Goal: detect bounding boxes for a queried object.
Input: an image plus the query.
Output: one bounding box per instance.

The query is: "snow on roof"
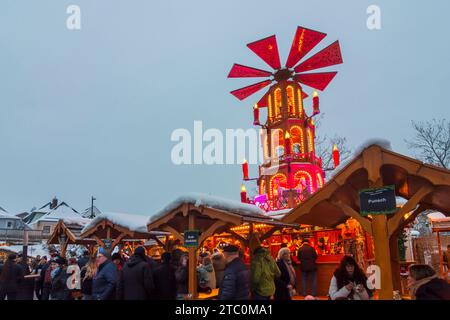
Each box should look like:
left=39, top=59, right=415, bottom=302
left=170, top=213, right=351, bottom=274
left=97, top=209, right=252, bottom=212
left=149, top=192, right=267, bottom=224
left=81, top=212, right=150, bottom=234
left=327, top=138, right=392, bottom=181
left=81, top=206, right=102, bottom=218
left=0, top=209, right=22, bottom=220
left=427, top=211, right=446, bottom=220
left=265, top=208, right=292, bottom=220
left=30, top=203, right=88, bottom=226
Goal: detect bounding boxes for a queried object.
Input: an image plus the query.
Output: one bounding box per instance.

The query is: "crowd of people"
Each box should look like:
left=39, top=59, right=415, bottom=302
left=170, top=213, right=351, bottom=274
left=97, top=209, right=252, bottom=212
left=0, top=240, right=449, bottom=300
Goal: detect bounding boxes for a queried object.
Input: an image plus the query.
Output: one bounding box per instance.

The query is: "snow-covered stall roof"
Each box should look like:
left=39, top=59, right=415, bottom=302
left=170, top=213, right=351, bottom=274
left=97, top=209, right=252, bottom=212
left=82, top=212, right=151, bottom=234
left=149, top=192, right=267, bottom=224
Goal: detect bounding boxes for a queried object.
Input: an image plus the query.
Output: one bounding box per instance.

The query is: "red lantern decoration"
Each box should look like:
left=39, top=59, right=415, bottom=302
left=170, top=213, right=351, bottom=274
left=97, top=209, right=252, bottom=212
left=332, top=144, right=340, bottom=168
left=242, top=159, right=249, bottom=180
left=253, top=104, right=260, bottom=125
left=284, top=131, right=291, bottom=155
left=240, top=184, right=247, bottom=203
left=313, top=91, right=320, bottom=115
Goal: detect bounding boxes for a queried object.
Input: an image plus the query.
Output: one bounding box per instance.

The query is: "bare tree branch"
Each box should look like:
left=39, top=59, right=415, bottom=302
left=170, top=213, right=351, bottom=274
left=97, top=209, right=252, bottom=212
left=405, top=119, right=450, bottom=169
left=314, top=113, right=352, bottom=170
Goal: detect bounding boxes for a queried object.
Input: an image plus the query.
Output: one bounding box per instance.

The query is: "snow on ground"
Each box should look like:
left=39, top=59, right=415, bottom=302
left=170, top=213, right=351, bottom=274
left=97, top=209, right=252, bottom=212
left=6, top=242, right=49, bottom=258
left=81, top=212, right=150, bottom=234
left=149, top=192, right=266, bottom=223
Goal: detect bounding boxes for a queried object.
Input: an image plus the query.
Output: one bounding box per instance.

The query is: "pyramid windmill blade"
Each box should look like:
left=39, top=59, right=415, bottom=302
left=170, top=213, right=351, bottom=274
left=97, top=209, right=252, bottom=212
left=247, top=35, right=281, bottom=70
left=294, top=72, right=338, bottom=91
left=294, top=41, right=343, bottom=73
left=285, top=26, right=327, bottom=68
left=228, top=64, right=272, bottom=78
left=230, top=80, right=272, bottom=100
left=301, top=91, right=309, bottom=99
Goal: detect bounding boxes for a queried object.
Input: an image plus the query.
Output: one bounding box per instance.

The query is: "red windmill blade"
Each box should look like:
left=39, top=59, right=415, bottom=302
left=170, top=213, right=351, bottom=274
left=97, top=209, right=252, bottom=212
left=228, top=26, right=343, bottom=101
left=285, top=26, right=327, bottom=68
left=293, top=41, right=343, bottom=73
left=230, top=80, right=272, bottom=100
left=247, top=35, right=281, bottom=70
left=228, top=64, right=272, bottom=78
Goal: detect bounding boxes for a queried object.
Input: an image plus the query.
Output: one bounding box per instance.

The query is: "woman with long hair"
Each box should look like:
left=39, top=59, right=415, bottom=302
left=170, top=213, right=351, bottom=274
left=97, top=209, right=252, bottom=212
left=0, top=254, right=24, bottom=300
left=274, top=247, right=296, bottom=300
left=328, top=255, right=372, bottom=300
left=81, top=258, right=97, bottom=300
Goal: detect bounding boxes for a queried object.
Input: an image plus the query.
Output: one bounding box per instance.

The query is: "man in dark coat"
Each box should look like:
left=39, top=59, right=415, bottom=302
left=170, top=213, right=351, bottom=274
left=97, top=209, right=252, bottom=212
left=117, top=246, right=154, bottom=300
left=218, top=245, right=250, bottom=300
left=92, top=247, right=118, bottom=300
left=297, top=239, right=318, bottom=296
left=153, top=252, right=177, bottom=300
left=39, top=249, right=59, bottom=300
left=0, top=254, right=24, bottom=300
left=50, top=257, right=71, bottom=300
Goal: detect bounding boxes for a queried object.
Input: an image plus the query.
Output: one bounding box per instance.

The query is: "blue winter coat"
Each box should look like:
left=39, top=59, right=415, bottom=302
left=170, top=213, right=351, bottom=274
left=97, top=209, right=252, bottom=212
left=92, top=261, right=118, bottom=300
left=218, top=257, right=250, bottom=300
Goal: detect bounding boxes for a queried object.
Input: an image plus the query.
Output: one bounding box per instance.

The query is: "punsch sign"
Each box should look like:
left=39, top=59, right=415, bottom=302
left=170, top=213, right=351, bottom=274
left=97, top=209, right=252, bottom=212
left=359, top=185, right=397, bottom=216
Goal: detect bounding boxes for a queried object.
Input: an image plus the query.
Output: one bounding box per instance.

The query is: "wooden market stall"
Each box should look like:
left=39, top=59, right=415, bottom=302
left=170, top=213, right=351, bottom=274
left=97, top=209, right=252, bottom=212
left=147, top=194, right=298, bottom=299
left=429, top=216, right=450, bottom=278
left=47, top=219, right=97, bottom=257
left=283, top=143, right=450, bottom=299
left=79, top=212, right=168, bottom=256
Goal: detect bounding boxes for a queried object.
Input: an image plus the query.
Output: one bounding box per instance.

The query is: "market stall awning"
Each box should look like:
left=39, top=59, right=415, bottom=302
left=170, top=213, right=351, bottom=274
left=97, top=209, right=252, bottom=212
left=80, top=212, right=168, bottom=248
left=283, top=142, right=450, bottom=231
left=47, top=219, right=96, bottom=246
left=147, top=193, right=298, bottom=243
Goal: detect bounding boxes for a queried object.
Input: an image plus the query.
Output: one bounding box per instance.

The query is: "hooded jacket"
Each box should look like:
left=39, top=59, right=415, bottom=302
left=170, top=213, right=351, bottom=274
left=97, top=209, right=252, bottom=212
left=250, top=247, right=281, bottom=297
left=117, top=255, right=154, bottom=300
left=212, top=253, right=226, bottom=288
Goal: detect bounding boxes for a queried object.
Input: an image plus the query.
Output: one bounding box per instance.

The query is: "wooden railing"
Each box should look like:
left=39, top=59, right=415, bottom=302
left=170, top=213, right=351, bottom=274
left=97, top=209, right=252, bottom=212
left=0, top=229, right=45, bottom=243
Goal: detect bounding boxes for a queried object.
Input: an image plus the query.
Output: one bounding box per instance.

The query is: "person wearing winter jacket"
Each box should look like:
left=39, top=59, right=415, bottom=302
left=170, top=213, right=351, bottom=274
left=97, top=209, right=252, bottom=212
left=117, top=246, right=155, bottom=300
left=173, top=249, right=188, bottom=299
left=275, top=247, right=297, bottom=300
left=153, top=252, right=177, bottom=300
left=250, top=246, right=280, bottom=300
left=92, top=248, right=118, bottom=300
left=408, top=264, right=450, bottom=300
left=218, top=244, right=250, bottom=300
left=50, top=257, right=71, bottom=300
left=211, top=251, right=226, bottom=288
left=328, top=255, right=371, bottom=300
left=297, top=239, right=318, bottom=297
left=197, top=256, right=216, bottom=293
left=0, top=254, right=24, bottom=300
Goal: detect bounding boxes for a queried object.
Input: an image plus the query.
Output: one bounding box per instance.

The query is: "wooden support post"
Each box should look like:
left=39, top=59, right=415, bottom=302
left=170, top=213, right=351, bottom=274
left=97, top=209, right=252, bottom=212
left=372, top=215, right=394, bottom=299
left=437, top=231, right=443, bottom=276
left=61, top=243, right=68, bottom=258
left=188, top=214, right=197, bottom=299
left=389, top=236, right=401, bottom=292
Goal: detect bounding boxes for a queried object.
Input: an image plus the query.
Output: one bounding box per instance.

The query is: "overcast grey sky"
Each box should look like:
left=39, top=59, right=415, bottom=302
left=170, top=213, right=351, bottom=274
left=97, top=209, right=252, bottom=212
left=1, top=0, right=449, bottom=215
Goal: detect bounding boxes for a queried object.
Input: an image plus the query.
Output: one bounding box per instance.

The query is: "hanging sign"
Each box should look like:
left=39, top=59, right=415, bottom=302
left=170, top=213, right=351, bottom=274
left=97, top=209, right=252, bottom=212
left=184, top=230, right=200, bottom=247
left=103, top=238, right=113, bottom=250
left=359, top=185, right=397, bottom=216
